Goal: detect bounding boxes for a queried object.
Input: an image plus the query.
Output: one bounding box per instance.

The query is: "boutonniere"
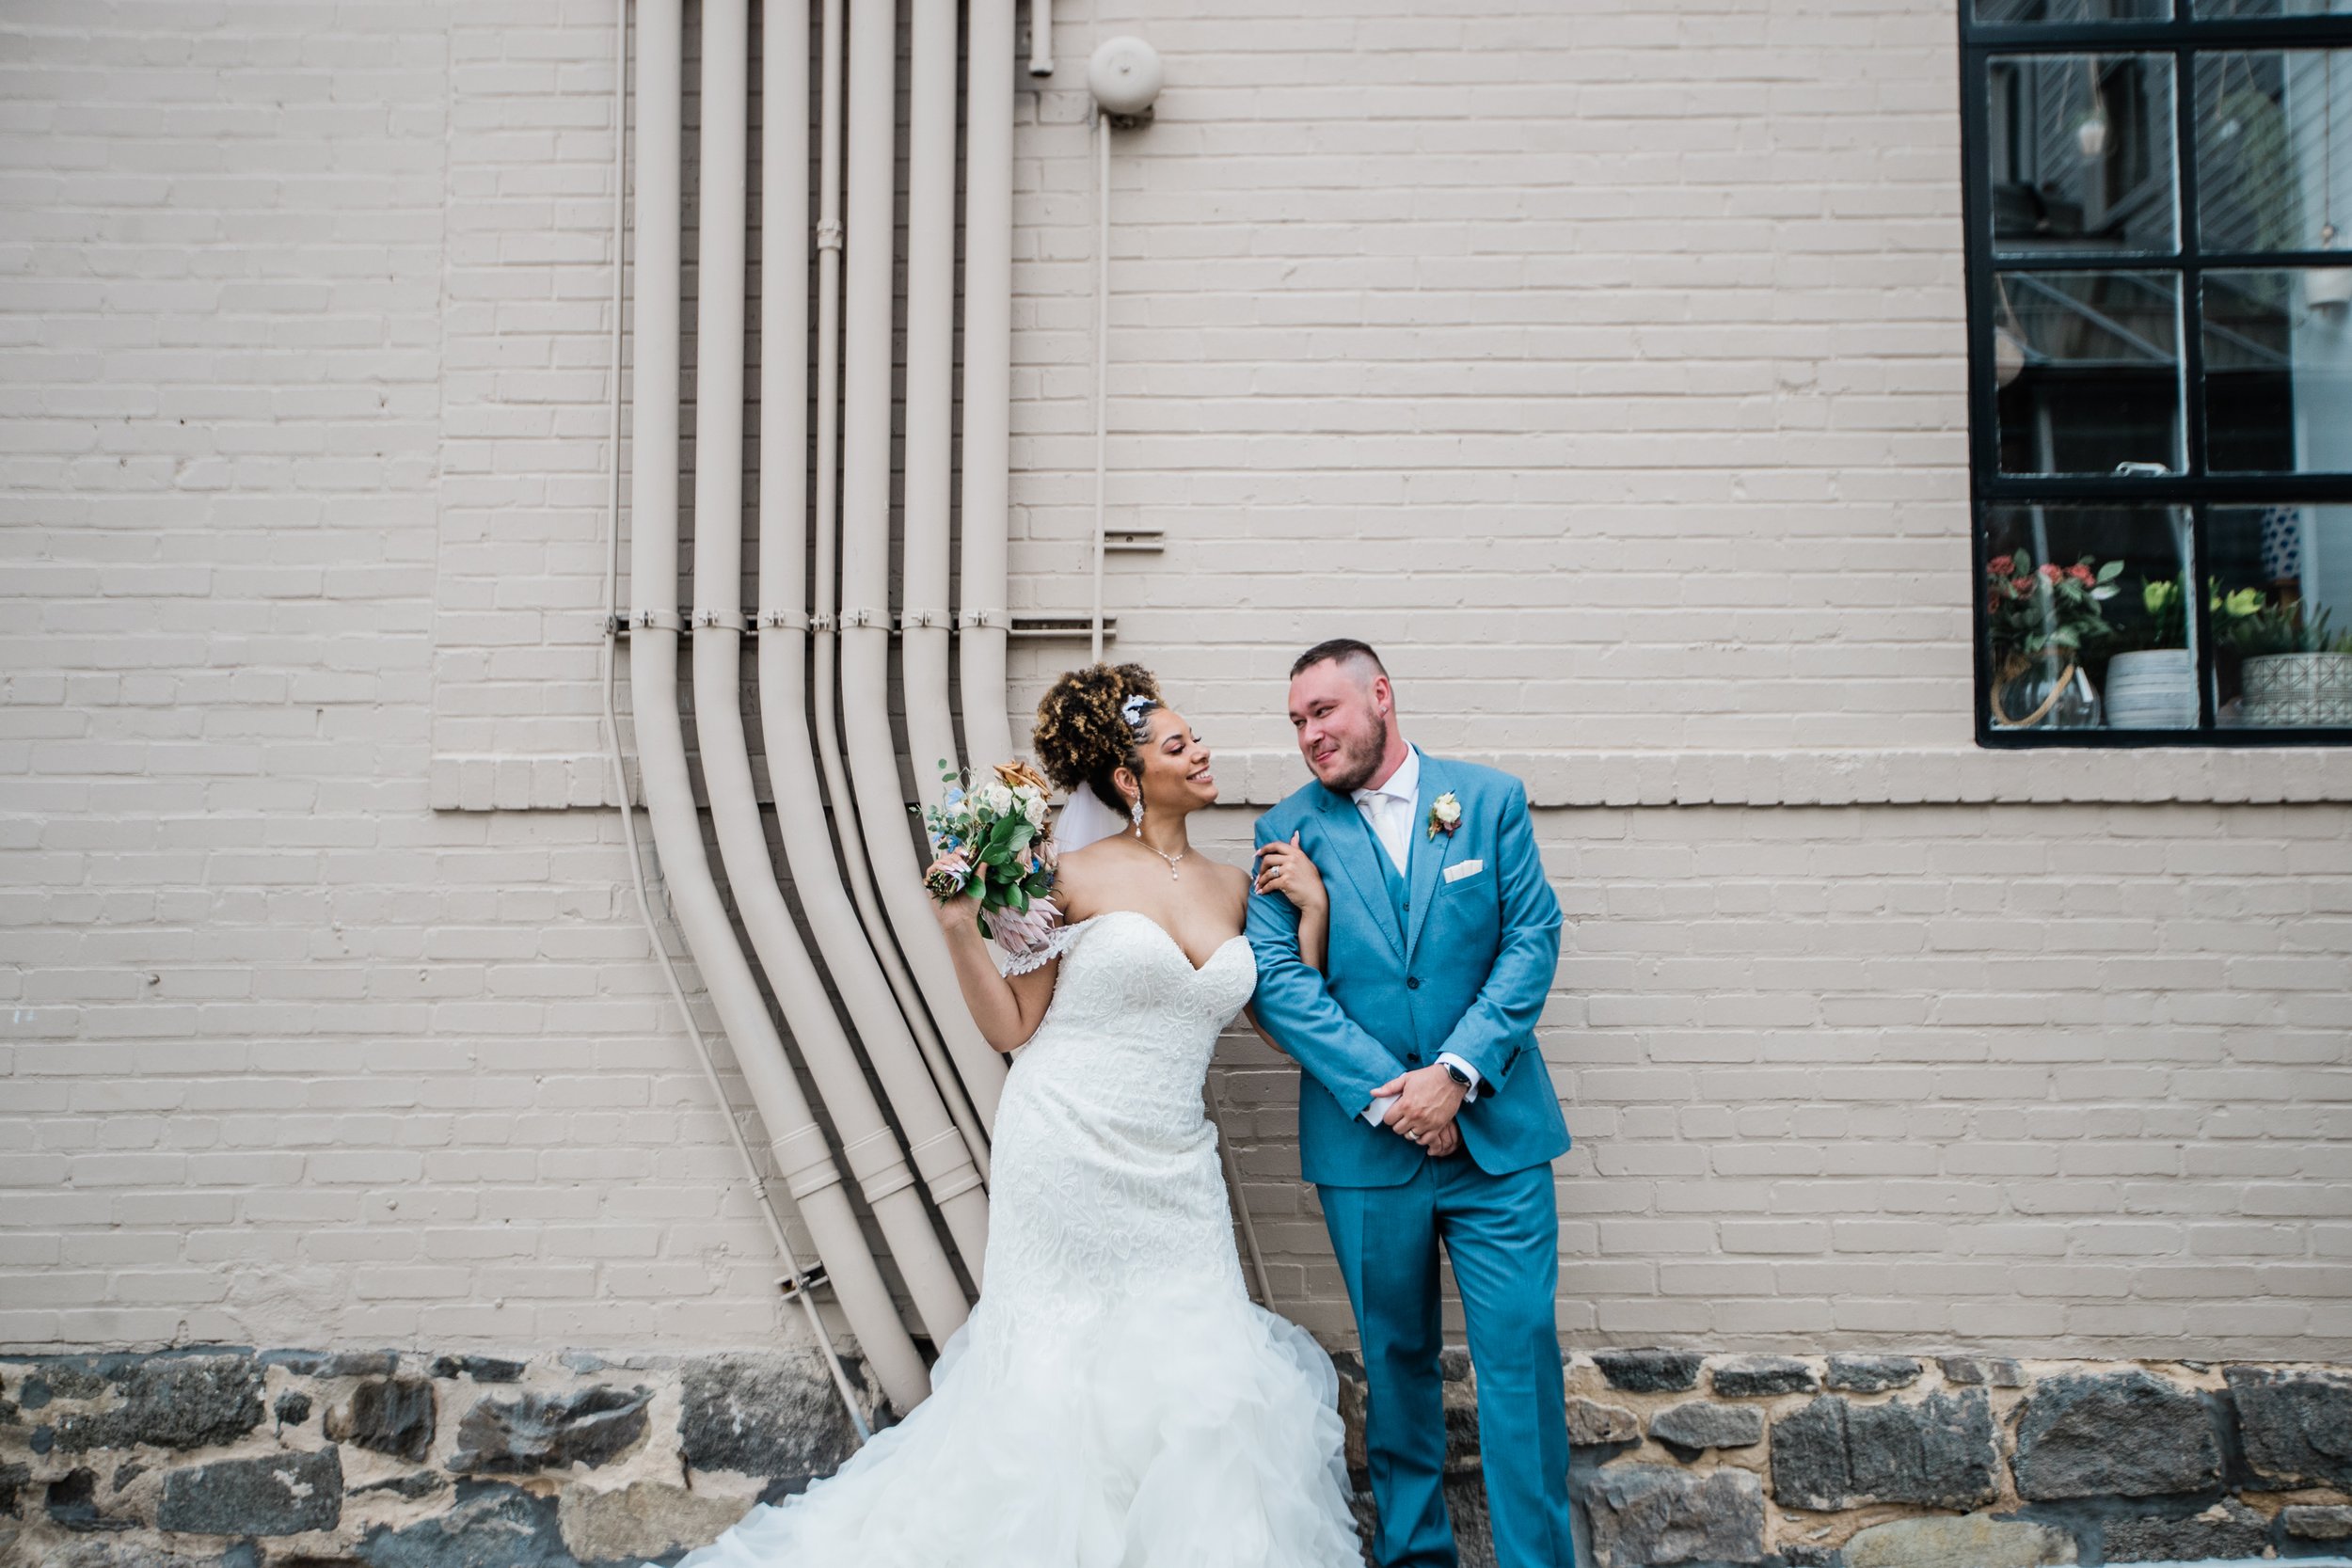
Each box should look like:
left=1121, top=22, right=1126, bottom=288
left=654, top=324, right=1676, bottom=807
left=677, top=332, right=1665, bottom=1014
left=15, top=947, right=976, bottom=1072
left=1426, top=792, right=1461, bottom=841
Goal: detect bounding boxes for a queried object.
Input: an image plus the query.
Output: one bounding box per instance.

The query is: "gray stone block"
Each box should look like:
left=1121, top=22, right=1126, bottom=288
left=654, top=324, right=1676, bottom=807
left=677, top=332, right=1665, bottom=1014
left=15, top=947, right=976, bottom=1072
left=155, top=1445, right=343, bottom=1537
left=326, top=1377, right=435, bottom=1462
left=1825, top=1355, right=1921, bottom=1394
left=1846, top=1391, right=1997, bottom=1509
left=1647, top=1400, right=1765, bottom=1454
left=677, top=1353, right=859, bottom=1489
left=1576, top=1462, right=1765, bottom=1567
left=555, top=1480, right=749, bottom=1562
left=448, top=1386, right=648, bottom=1476
left=428, top=1356, right=525, bottom=1385
left=2284, top=1504, right=2352, bottom=1541
left=1594, top=1349, right=1704, bottom=1394
left=1936, top=1355, right=2025, bottom=1387
left=39, top=1544, right=235, bottom=1568
left=1768, top=1392, right=1995, bottom=1511
left=1710, top=1356, right=1817, bottom=1399
left=355, top=1480, right=580, bottom=1568
left=2010, top=1370, right=2220, bottom=1500
left=2225, top=1365, right=2352, bottom=1489
left=272, top=1390, right=312, bottom=1429
left=1840, top=1514, right=2076, bottom=1568
left=1567, top=1397, right=1642, bottom=1447
left=55, top=1354, right=265, bottom=1454
left=1770, top=1395, right=1850, bottom=1512
left=2104, top=1500, right=2268, bottom=1563
left=0, top=1461, right=28, bottom=1517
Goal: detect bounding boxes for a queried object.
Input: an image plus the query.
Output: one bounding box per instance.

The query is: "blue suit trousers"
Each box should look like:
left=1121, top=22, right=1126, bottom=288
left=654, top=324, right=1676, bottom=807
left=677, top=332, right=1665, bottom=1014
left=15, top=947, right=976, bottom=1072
left=1322, top=1157, right=1576, bottom=1568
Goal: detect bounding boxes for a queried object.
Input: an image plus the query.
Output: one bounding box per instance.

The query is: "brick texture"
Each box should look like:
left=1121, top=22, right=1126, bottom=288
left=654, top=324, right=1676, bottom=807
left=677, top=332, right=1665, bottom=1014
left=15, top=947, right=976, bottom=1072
left=3, top=0, right=2347, bottom=1367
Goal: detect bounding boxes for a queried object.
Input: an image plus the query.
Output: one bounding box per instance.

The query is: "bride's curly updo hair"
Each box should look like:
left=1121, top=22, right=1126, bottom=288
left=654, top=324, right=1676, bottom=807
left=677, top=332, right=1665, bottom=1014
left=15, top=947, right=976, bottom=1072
left=1032, top=662, right=1162, bottom=813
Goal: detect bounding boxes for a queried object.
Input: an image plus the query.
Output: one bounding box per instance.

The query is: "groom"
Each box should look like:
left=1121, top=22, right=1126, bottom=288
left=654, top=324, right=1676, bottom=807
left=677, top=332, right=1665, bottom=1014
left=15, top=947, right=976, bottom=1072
left=1248, top=639, right=1576, bottom=1568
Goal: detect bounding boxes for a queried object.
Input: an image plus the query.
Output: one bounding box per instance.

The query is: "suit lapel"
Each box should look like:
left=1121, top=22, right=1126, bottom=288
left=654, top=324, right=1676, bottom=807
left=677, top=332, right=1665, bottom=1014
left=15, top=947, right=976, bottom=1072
left=1404, top=753, right=1459, bottom=962
left=1316, top=785, right=1406, bottom=961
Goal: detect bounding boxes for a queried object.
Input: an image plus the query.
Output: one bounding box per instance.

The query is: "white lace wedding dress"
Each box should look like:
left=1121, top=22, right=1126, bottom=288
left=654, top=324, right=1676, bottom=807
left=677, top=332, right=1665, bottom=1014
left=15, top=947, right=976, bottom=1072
left=673, top=909, right=1363, bottom=1567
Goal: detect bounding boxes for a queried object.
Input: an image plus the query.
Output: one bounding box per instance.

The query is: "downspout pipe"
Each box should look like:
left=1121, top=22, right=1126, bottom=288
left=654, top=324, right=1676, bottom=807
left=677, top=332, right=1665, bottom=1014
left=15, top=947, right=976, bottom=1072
left=691, top=0, right=969, bottom=1354
left=842, top=0, right=1007, bottom=1129
left=757, top=0, right=992, bottom=1282
left=958, top=0, right=1016, bottom=770
left=809, top=0, right=986, bottom=1167
left=630, top=0, right=928, bottom=1415
left=900, top=0, right=960, bottom=812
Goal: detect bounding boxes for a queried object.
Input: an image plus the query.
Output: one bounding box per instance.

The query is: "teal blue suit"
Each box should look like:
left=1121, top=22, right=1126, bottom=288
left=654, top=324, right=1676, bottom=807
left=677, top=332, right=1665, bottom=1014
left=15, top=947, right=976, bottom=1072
left=1248, top=753, right=1575, bottom=1568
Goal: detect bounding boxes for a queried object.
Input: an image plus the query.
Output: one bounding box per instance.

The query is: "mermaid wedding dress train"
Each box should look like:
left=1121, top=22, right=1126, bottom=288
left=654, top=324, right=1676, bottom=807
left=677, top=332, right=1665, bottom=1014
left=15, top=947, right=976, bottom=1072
left=671, top=909, right=1363, bottom=1567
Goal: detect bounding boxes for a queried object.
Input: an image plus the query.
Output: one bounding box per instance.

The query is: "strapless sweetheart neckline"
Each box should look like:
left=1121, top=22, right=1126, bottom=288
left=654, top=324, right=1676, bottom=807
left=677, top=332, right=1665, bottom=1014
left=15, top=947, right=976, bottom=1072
left=1066, top=908, right=1249, bottom=975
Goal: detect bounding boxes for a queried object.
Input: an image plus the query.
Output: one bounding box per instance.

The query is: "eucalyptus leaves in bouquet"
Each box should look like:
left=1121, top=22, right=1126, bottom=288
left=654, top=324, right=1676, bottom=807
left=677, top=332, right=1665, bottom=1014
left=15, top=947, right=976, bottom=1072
left=922, top=758, right=1063, bottom=961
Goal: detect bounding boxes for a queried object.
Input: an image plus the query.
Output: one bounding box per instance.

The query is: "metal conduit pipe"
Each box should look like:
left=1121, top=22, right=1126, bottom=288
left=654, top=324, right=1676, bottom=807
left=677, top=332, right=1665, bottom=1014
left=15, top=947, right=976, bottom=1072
left=841, top=0, right=1008, bottom=1128
left=690, top=0, right=969, bottom=1354
left=629, top=0, right=930, bottom=1416
left=807, top=0, right=991, bottom=1165
left=957, top=0, right=1017, bottom=771
left=1028, top=0, right=1054, bottom=76
left=605, top=0, right=865, bottom=1440
left=755, top=0, right=992, bottom=1282
left=899, top=0, right=960, bottom=814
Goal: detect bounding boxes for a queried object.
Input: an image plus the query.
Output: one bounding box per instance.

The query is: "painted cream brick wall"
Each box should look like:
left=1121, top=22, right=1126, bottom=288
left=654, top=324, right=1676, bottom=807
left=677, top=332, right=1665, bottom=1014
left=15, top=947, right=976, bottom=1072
left=3, top=0, right=2348, bottom=1370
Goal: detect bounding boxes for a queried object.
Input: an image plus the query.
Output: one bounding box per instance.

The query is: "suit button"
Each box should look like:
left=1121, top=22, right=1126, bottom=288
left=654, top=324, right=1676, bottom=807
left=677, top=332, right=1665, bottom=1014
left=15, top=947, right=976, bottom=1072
left=1406, top=1054, right=1421, bottom=1066
left=1406, top=976, right=1421, bottom=990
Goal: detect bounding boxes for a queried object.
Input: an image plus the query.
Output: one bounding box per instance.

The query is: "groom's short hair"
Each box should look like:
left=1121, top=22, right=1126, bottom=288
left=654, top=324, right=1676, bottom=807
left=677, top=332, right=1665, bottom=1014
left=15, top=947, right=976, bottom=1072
left=1291, top=638, right=1387, bottom=683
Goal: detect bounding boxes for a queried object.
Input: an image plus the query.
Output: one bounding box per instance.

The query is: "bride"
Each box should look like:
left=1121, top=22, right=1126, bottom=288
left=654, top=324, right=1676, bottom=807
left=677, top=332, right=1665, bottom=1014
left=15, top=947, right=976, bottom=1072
left=673, top=663, right=1379, bottom=1567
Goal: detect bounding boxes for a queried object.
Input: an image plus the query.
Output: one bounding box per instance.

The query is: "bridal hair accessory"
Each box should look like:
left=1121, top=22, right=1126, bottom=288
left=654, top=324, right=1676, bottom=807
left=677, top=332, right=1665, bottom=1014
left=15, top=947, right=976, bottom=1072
left=922, top=757, right=1064, bottom=964
left=1120, top=692, right=1158, bottom=735
left=1426, top=792, right=1462, bottom=841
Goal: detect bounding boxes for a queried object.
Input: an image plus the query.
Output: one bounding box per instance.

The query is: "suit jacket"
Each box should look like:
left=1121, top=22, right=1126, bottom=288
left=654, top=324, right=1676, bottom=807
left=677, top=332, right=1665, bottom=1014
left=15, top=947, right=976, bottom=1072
left=1248, top=752, right=1571, bottom=1187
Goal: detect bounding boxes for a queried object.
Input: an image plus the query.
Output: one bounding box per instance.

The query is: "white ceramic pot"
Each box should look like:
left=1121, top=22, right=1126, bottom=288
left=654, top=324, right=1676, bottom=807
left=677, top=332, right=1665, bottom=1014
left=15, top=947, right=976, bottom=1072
left=2241, top=653, right=2352, bottom=728
left=2103, top=648, right=2198, bottom=730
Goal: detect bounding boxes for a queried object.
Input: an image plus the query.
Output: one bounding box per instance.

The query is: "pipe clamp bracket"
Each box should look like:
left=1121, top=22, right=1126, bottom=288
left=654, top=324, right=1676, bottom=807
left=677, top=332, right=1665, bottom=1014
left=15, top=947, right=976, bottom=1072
left=898, top=608, right=949, bottom=631
left=838, top=607, right=885, bottom=630
left=691, top=608, right=749, bottom=631
left=956, top=608, right=1009, bottom=630
left=631, top=608, right=685, bottom=632
left=816, top=221, right=844, bottom=252
left=758, top=609, right=812, bottom=632
left=807, top=611, right=836, bottom=633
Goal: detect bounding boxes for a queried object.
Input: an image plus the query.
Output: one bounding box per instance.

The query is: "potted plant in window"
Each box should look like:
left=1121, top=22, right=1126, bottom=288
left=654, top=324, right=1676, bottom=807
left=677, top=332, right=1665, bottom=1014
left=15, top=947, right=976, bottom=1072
left=2227, top=601, right=2352, bottom=727
left=2103, top=576, right=2198, bottom=729
left=1985, top=549, right=2123, bottom=729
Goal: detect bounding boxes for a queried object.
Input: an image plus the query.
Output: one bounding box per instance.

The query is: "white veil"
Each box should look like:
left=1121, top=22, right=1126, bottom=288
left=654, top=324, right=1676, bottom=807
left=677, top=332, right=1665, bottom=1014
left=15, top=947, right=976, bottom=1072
left=1053, top=785, right=1131, bottom=855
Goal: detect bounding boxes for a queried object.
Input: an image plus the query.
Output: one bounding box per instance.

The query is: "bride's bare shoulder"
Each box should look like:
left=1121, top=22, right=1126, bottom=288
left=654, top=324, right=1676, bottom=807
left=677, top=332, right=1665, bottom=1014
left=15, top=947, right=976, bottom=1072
left=1050, top=837, right=1125, bottom=909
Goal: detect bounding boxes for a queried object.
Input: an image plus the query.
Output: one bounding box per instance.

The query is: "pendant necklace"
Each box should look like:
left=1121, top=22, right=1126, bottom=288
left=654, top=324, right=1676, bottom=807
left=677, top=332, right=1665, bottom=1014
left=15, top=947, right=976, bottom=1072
left=1138, top=836, right=1187, bottom=880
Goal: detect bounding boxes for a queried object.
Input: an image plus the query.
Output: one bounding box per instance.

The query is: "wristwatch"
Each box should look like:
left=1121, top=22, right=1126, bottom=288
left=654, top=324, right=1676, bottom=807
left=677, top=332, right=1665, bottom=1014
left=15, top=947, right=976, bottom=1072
left=1440, top=1060, right=1472, bottom=1089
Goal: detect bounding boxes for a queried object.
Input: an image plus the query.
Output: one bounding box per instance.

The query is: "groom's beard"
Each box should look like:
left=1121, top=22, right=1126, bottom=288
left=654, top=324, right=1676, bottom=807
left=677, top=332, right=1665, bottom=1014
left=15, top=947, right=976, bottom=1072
left=1317, top=725, right=1389, bottom=794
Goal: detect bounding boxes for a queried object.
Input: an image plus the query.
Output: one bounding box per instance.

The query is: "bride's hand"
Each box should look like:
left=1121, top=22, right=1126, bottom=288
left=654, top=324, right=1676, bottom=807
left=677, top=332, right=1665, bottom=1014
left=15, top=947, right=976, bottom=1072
left=1252, top=832, right=1326, bottom=915
left=925, top=852, right=981, bottom=939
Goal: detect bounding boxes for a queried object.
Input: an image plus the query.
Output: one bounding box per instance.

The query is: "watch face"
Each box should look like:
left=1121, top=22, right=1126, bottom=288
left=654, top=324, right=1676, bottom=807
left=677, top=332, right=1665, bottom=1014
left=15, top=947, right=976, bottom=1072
left=1443, top=1063, right=1470, bottom=1086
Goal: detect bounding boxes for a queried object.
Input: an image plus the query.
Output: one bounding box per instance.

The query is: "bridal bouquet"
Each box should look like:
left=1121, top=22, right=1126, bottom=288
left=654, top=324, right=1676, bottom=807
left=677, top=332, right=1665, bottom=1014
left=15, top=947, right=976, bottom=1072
left=922, top=758, right=1063, bottom=962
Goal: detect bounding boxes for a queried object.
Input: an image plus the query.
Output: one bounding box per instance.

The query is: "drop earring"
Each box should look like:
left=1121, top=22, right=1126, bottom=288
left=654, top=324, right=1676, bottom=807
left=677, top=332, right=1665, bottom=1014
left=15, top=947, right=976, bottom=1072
left=1130, top=797, right=1144, bottom=835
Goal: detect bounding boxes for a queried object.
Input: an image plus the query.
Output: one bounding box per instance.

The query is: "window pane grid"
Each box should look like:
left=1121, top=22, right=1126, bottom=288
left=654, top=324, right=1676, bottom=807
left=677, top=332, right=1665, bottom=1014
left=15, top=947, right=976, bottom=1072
left=1963, top=7, right=2352, bottom=743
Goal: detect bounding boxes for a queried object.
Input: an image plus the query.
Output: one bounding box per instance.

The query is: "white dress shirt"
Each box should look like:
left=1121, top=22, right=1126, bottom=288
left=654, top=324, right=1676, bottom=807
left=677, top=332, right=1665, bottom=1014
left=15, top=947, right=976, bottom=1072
left=1349, top=746, right=1481, bottom=1127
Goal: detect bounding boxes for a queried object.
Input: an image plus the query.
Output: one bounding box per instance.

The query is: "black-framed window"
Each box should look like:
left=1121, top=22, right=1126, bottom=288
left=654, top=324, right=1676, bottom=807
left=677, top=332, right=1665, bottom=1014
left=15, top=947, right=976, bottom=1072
left=1963, top=0, right=2352, bottom=744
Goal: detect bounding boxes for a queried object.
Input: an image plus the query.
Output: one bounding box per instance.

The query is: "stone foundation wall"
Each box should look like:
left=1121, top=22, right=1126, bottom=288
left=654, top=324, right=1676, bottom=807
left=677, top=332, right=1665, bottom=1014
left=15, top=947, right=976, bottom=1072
left=8, top=1346, right=2351, bottom=1567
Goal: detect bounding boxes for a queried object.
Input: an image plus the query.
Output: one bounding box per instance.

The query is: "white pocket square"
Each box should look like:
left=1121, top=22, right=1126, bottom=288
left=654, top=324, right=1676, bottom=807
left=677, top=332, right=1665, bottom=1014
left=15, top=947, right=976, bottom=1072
left=1443, top=860, right=1485, bottom=883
